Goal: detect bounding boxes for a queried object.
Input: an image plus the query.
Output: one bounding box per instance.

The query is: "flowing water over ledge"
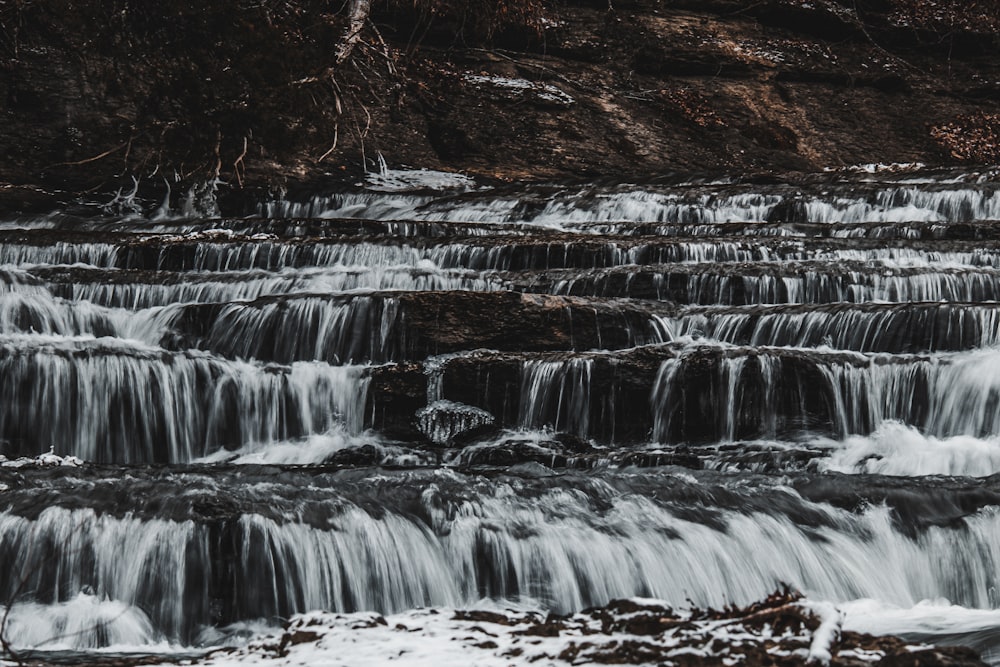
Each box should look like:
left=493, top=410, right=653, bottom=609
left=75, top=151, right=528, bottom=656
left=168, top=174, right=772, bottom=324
left=3, top=168, right=1000, bottom=664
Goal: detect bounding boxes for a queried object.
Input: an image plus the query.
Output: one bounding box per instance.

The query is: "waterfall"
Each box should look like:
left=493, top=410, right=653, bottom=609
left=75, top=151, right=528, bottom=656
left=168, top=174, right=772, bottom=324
left=261, top=183, right=1000, bottom=228
left=0, top=334, right=369, bottom=462
left=519, top=359, right=594, bottom=436
left=5, top=170, right=1000, bottom=658
left=650, top=346, right=1000, bottom=442
left=667, top=303, right=1000, bottom=352
left=4, top=475, right=1000, bottom=647
left=198, top=295, right=402, bottom=364
left=0, top=241, right=120, bottom=267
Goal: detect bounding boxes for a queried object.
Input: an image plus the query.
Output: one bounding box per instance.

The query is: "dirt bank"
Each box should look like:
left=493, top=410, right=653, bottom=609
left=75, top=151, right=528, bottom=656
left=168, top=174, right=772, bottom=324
left=1, top=0, right=999, bottom=214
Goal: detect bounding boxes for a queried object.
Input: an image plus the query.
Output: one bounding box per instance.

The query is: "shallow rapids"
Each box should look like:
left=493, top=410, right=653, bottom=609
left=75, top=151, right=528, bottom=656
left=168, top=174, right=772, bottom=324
left=4, top=168, right=1000, bottom=661
left=3, top=466, right=1000, bottom=646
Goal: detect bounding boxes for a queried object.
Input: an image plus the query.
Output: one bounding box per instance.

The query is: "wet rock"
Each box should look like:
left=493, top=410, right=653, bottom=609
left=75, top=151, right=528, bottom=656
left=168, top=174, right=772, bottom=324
left=280, top=629, right=322, bottom=647
left=361, top=341, right=961, bottom=447
left=163, top=290, right=669, bottom=364
left=453, top=434, right=585, bottom=468
left=876, top=646, right=986, bottom=667
left=507, top=260, right=1000, bottom=306
left=366, top=363, right=427, bottom=441
left=321, top=444, right=384, bottom=466
left=452, top=610, right=519, bottom=626
left=394, top=291, right=664, bottom=356
left=415, top=400, right=498, bottom=446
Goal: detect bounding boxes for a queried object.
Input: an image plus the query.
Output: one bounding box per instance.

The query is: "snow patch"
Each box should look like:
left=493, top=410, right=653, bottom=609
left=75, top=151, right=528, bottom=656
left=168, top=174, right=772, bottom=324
left=825, top=163, right=928, bottom=174
left=187, top=597, right=885, bottom=667
left=801, top=600, right=843, bottom=665
left=463, top=73, right=575, bottom=106
left=0, top=447, right=84, bottom=468
left=365, top=155, right=477, bottom=192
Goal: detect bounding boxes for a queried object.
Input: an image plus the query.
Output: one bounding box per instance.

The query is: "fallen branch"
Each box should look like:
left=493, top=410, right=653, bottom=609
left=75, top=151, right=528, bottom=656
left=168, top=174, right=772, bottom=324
left=211, top=130, right=222, bottom=179
left=318, top=124, right=340, bottom=162
left=233, top=136, right=249, bottom=187
left=44, top=139, right=132, bottom=169
left=335, top=0, right=372, bottom=65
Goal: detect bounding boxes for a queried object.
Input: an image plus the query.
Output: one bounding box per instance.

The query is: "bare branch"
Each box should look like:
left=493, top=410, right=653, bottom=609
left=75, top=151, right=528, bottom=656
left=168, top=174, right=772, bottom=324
left=335, top=0, right=372, bottom=65
left=318, top=124, right=340, bottom=162
left=43, top=139, right=132, bottom=169
left=233, top=136, right=249, bottom=187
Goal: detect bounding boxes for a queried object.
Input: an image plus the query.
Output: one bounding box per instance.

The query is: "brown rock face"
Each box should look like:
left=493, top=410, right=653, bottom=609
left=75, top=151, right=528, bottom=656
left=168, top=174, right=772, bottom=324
left=2, top=1, right=1000, bottom=212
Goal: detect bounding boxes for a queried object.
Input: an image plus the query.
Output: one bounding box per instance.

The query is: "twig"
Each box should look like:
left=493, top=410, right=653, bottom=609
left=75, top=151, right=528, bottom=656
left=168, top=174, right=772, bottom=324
left=233, top=136, right=249, bottom=187
left=850, top=0, right=921, bottom=74
left=44, top=139, right=131, bottom=169
left=211, top=130, right=222, bottom=179
left=1, top=514, right=92, bottom=664
left=122, top=135, right=133, bottom=167
left=367, top=22, right=397, bottom=76
left=0, top=596, right=20, bottom=664
left=466, top=47, right=582, bottom=90
left=318, top=124, right=340, bottom=162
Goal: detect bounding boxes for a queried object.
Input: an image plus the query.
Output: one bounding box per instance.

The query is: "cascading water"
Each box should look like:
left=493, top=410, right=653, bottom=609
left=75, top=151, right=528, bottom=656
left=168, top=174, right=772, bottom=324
left=0, top=334, right=369, bottom=462
left=664, top=302, right=1000, bottom=353
left=260, top=181, right=1000, bottom=227
left=4, top=169, right=1000, bottom=663
left=8, top=469, right=1000, bottom=643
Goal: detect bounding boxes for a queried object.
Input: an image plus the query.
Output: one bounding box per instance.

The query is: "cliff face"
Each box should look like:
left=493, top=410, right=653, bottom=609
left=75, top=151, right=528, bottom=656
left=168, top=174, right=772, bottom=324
left=1, top=0, right=999, bottom=213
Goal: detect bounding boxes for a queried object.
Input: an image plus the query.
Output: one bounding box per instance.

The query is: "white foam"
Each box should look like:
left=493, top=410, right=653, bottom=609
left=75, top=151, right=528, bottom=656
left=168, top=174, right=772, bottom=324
left=842, top=598, right=1000, bottom=640
left=2, top=593, right=162, bottom=650
left=818, top=421, right=1000, bottom=477
left=195, top=427, right=420, bottom=466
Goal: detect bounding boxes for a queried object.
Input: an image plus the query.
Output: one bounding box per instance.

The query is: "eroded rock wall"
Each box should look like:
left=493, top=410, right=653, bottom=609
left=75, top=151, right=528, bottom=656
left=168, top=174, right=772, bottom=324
left=1, top=0, right=999, bottom=212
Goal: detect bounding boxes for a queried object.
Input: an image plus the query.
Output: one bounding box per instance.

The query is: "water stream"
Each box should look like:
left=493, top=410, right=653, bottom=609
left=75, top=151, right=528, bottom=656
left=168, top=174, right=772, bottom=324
left=4, top=169, right=1000, bottom=662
